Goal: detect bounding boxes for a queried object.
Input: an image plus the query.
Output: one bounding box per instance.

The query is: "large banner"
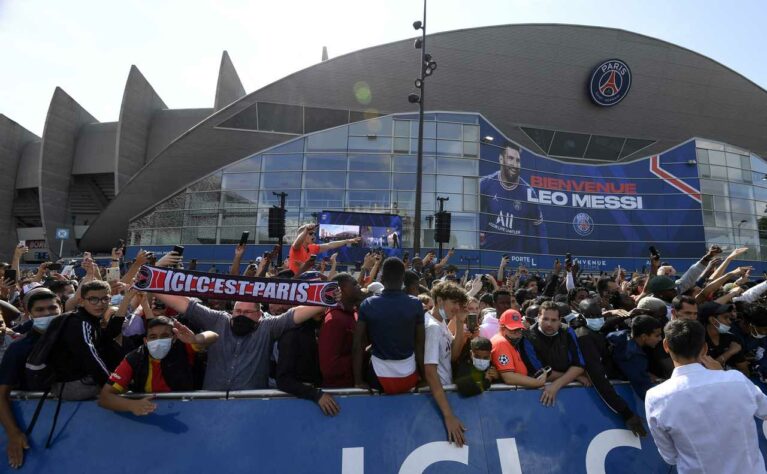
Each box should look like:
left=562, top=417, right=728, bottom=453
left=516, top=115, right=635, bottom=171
left=6, top=385, right=767, bottom=473
left=479, top=136, right=705, bottom=259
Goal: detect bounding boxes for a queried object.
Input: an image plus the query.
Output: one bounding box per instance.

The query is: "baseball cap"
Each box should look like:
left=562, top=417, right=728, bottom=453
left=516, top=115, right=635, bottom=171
left=499, top=309, right=525, bottom=331
left=647, top=276, right=676, bottom=294
left=367, top=281, right=384, bottom=295
left=698, top=301, right=734, bottom=321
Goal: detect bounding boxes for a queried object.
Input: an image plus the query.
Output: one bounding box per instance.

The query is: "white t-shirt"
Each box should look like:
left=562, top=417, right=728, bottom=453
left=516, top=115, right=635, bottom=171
left=424, top=312, right=454, bottom=385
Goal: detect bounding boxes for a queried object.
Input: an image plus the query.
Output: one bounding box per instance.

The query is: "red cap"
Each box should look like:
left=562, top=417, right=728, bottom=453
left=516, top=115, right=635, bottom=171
left=499, top=309, right=524, bottom=331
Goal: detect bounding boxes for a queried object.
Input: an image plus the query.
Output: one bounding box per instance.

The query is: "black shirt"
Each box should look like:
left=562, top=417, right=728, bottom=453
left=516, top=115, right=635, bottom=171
left=275, top=319, right=323, bottom=401
left=705, top=330, right=746, bottom=366
left=0, top=329, right=40, bottom=389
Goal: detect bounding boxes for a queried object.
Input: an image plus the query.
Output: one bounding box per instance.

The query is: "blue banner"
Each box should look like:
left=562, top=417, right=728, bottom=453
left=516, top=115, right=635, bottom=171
left=5, top=385, right=767, bottom=472
left=479, top=129, right=705, bottom=260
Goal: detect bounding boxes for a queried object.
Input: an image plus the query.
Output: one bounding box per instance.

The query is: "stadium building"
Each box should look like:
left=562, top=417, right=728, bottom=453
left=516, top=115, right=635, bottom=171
left=2, top=24, right=767, bottom=272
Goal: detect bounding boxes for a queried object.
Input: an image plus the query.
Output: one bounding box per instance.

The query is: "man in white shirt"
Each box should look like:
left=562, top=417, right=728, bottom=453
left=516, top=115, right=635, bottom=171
left=645, top=319, right=767, bottom=474
left=424, top=281, right=469, bottom=448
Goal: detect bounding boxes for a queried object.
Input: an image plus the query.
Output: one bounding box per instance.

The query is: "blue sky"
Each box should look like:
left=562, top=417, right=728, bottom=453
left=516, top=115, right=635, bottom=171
left=1, top=0, right=765, bottom=135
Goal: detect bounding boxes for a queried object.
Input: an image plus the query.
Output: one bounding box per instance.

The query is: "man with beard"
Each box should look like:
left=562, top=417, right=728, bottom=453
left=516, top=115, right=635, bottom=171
left=480, top=143, right=547, bottom=252
left=152, top=294, right=331, bottom=391
left=520, top=301, right=585, bottom=406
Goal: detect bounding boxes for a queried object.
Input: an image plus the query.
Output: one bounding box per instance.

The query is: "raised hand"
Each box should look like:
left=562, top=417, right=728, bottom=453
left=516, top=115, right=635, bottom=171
left=172, top=320, right=197, bottom=345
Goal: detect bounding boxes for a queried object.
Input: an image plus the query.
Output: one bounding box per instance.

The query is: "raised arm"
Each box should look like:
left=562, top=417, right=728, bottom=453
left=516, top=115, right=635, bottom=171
left=152, top=293, right=192, bottom=314
left=434, top=248, right=455, bottom=273
left=327, top=253, right=339, bottom=280
left=497, top=255, right=509, bottom=283
left=318, top=236, right=361, bottom=253
left=120, top=250, right=149, bottom=285
left=709, top=247, right=748, bottom=281
left=292, top=224, right=314, bottom=251
left=230, top=244, right=246, bottom=275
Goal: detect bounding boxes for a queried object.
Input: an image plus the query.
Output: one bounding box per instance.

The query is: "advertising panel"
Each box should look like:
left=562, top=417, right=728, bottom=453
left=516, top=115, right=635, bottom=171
left=318, top=211, right=403, bottom=262
left=479, top=134, right=705, bottom=260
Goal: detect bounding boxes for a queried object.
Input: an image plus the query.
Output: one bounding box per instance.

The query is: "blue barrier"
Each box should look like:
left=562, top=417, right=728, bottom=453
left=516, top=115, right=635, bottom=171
left=3, top=384, right=767, bottom=473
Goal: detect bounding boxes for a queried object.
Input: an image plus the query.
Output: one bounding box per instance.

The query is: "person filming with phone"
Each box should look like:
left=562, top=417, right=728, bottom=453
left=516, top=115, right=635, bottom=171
left=289, top=224, right=361, bottom=276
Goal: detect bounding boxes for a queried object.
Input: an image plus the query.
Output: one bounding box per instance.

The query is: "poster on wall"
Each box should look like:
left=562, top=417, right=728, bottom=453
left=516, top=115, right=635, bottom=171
left=479, top=136, right=705, bottom=259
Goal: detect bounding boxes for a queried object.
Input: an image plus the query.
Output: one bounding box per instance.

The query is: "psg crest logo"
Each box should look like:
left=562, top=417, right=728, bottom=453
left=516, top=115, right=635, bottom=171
left=588, top=59, right=631, bottom=107
left=134, top=266, right=152, bottom=290
left=572, top=213, right=594, bottom=236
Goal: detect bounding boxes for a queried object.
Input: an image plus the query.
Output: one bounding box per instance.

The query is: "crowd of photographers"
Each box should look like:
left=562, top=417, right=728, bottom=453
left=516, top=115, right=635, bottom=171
left=2, top=225, right=767, bottom=469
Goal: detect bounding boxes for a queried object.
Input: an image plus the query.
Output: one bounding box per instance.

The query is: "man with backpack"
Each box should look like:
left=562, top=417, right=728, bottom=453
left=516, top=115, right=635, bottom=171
left=0, top=287, right=62, bottom=469
left=43, top=280, right=121, bottom=401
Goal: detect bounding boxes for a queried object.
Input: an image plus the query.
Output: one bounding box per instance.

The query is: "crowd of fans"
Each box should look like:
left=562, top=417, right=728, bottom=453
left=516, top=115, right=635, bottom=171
left=2, top=225, right=767, bottom=468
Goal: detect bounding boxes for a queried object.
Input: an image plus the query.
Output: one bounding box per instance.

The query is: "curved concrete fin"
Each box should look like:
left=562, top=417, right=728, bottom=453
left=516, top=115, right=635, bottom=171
left=39, top=87, right=98, bottom=258
left=0, top=115, right=39, bottom=260
left=214, top=50, right=246, bottom=111
left=115, top=65, right=167, bottom=194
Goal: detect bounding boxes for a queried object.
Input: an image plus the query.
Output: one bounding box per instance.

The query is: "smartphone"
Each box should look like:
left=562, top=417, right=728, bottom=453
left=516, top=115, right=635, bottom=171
left=47, top=263, right=62, bottom=272
left=565, top=252, right=572, bottom=265
left=467, top=313, right=478, bottom=332
left=106, top=267, right=120, bottom=282
left=115, top=239, right=125, bottom=251
left=5, top=269, right=17, bottom=281
left=533, top=366, right=552, bottom=379
left=172, top=245, right=185, bottom=256
left=189, top=258, right=198, bottom=271
left=239, top=231, right=250, bottom=246
left=649, top=246, right=659, bottom=257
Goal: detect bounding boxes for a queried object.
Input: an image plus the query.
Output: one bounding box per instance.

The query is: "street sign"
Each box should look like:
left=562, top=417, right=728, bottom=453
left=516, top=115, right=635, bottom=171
left=55, top=228, right=70, bottom=240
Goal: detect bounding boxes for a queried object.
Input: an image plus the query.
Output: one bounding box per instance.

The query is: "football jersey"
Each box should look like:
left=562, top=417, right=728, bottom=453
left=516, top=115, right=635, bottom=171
left=480, top=170, right=548, bottom=253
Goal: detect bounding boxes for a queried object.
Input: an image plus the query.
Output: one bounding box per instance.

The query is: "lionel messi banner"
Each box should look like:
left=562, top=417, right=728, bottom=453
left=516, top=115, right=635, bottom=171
left=133, top=266, right=339, bottom=307
left=479, top=137, right=705, bottom=258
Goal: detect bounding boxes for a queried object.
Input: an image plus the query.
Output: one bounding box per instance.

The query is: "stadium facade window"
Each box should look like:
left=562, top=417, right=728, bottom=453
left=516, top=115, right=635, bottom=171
left=257, top=102, right=303, bottom=134
left=304, top=107, right=349, bottom=133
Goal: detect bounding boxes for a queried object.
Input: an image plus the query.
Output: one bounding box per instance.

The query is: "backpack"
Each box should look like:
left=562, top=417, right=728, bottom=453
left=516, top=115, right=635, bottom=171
left=25, top=313, right=72, bottom=391
left=23, top=313, right=72, bottom=448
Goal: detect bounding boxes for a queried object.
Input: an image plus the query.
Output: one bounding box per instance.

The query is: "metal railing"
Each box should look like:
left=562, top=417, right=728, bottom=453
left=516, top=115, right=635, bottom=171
left=11, top=380, right=630, bottom=401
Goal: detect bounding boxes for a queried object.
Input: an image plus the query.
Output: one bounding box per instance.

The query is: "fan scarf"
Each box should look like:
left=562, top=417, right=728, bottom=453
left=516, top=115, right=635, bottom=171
left=132, top=265, right=339, bottom=307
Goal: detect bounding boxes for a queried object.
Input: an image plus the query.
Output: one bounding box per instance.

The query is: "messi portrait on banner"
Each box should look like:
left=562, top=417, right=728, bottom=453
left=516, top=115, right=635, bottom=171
left=479, top=142, right=548, bottom=254
left=478, top=131, right=706, bottom=259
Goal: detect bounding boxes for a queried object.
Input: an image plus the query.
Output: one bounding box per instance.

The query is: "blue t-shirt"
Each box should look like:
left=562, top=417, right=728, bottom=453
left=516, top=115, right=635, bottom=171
left=0, top=330, right=40, bottom=389
left=359, top=289, right=424, bottom=360
left=479, top=171, right=548, bottom=252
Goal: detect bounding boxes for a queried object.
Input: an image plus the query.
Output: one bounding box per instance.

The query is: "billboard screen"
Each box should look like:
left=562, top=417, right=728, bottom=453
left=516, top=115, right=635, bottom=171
left=318, top=211, right=402, bottom=262
left=479, top=137, right=705, bottom=259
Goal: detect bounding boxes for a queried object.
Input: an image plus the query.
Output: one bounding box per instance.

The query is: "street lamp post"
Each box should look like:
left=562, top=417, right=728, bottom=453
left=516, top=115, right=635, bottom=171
left=408, top=0, right=437, bottom=255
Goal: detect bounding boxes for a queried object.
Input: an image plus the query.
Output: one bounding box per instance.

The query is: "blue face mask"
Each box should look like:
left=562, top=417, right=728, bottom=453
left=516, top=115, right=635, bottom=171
left=564, top=312, right=578, bottom=323
left=586, top=317, right=605, bottom=332
left=32, top=315, right=57, bottom=332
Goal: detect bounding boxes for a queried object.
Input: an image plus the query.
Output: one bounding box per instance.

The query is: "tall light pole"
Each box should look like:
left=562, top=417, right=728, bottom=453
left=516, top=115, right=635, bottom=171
left=408, top=0, right=437, bottom=255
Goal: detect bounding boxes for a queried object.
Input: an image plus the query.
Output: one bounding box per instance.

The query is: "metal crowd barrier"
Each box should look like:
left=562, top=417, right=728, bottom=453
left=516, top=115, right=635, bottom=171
left=11, top=380, right=630, bottom=401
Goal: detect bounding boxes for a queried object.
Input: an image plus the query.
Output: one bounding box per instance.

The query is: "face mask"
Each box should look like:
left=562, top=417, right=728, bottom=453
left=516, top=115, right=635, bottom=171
left=472, top=357, right=490, bottom=372
left=715, top=318, right=731, bottom=334
left=231, top=316, right=257, bottom=336
left=751, top=328, right=767, bottom=339
left=564, top=312, right=578, bottom=324
left=586, top=317, right=605, bottom=332
left=33, top=315, right=57, bottom=332
left=147, top=338, right=172, bottom=359
left=438, top=307, right=447, bottom=320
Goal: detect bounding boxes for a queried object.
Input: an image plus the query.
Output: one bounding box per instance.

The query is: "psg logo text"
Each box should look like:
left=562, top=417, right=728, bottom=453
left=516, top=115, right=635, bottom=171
left=588, top=59, right=631, bottom=107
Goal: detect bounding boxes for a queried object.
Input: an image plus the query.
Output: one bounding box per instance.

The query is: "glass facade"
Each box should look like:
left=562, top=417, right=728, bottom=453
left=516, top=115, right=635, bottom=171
left=697, top=139, right=767, bottom=260
left=129, top=113, right=483, bottom=249
left=129, top=112, right=767, bottom=265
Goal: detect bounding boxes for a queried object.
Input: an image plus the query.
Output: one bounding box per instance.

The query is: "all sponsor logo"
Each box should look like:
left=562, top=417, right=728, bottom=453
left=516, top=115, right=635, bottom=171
left=588, top=59, right=631, bottom=107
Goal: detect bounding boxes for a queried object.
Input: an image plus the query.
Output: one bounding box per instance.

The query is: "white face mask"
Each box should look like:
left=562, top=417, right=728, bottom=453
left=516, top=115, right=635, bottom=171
left=32, top=315, right=57, bottom=332
left=472, top=357, right=490, bottom=372
left=438, top=307, right=448, bottom=320
left=147, top=338, right=173, bottom=359
left=715, top=318, right=731, bottom=334
left=751, top=328, right=767, bottom=339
